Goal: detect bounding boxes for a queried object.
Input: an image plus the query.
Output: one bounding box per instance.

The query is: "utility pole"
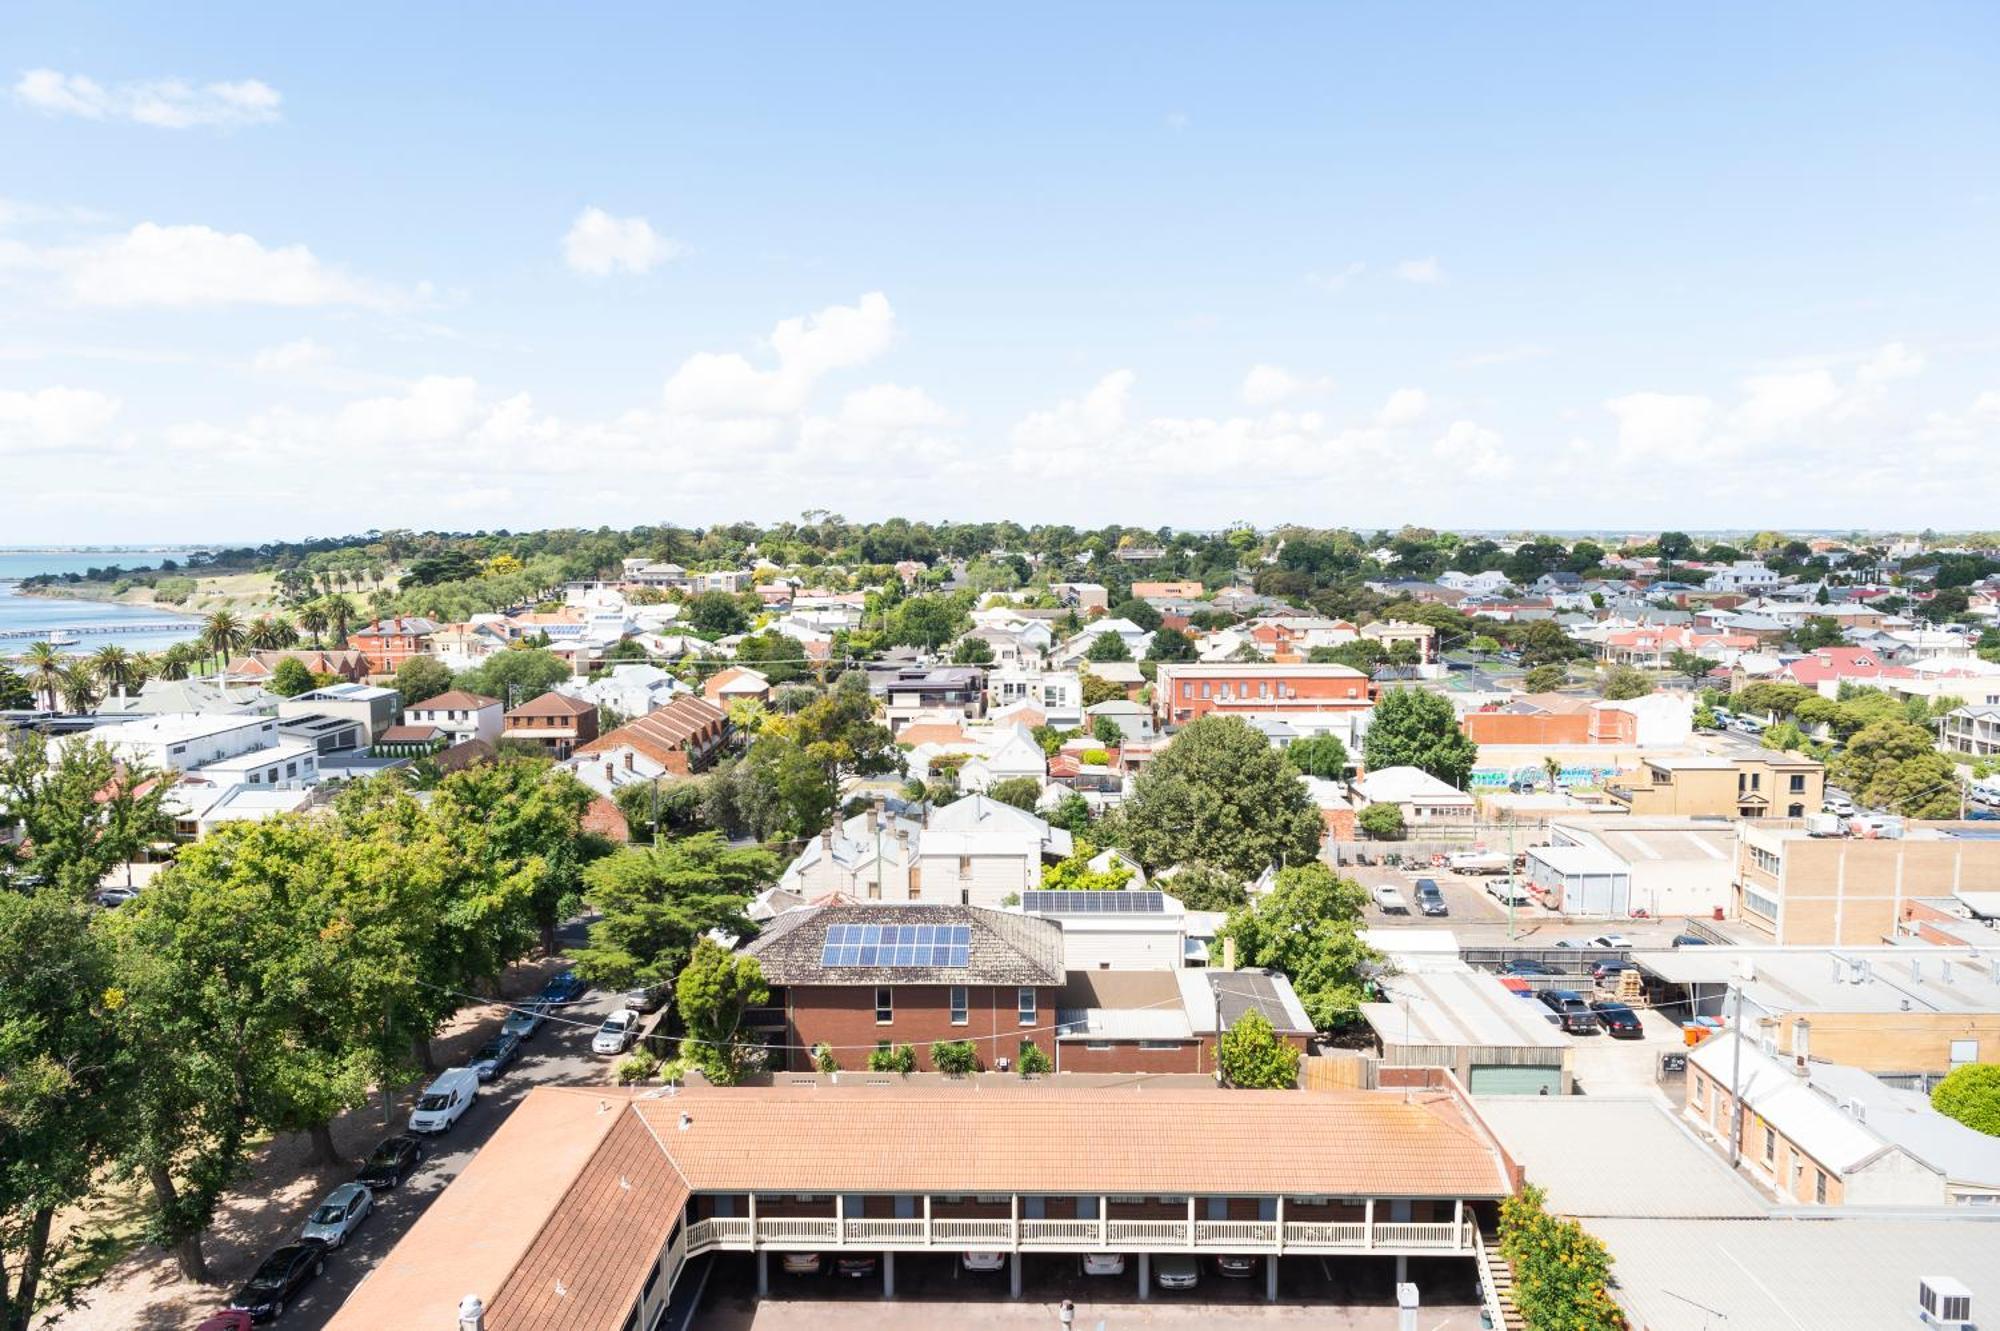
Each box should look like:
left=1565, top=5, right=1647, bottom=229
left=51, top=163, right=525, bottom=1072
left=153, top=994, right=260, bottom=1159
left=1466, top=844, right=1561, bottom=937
left=1726, top=983, right=1745, bottom=1167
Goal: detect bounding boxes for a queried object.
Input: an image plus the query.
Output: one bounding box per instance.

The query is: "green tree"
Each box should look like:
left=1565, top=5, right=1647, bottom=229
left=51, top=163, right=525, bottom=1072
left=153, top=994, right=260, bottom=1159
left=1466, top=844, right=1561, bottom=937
left=1499, top=1185, right=1628, bottom=1331
left=1283, top=733, right=1349, bottom=779
left=1512, top=620, right=1584, bottom=667
left=268, top=655, right=317, bottom=697
left=454, top=647, right=572, bottom=704
left=950, top=635, right=995, bottom=665
left=1790, top=616, right=1845, bottom=650
left=1090, top=714, right=1125, bottom=746
left=1930, top=1063, right=2000, bottom=1136
left=682, top=590, right=751, bottom=636
left=200, top=609, right=245, bottom=667
left=432, top=759, right=598, bottom=958
left=868, top=1043, right=918, bottom=1074
left=1015, top=1041, right=1052, bottom=1075
left=1693, top=701, right=1720, bottom=730
left=732, top=630, right=808, bottom=684
left=1086, top=631, right=1133, bottom=662
left=1832, top=719, right=1959, bottom=816
left=1601, top=665, right=1654, bottom=700
left=1145, top=626, right=1197, bottom=661
left=929, top=1040, right=979, bottom=1075
left=884, top=594, right=970, bottom=651
left=1362, top=688, right=1478, bottom=789
left=1217, top=863, right=1372, bottom=1028
left=1216, top=1009, right=1301, bottom=1088
left=571, top=834, right=777, bottom=988
left=0, top=664, right=33, bottom=710
left=1665, top=650, right=1714, bottom=688
left=392, top=654, right=455, bottom=707
left=1080, top=672, right=1126, bottom=707
left=1731, top=682, right=1814, bottom=718
left=812, top=1042, right=839, bottom=1074
left=1356, top=802, right=1405, bottom=840
left=987, top=776, right=1043, bottom=812
left=1043, top=791, right=1093, bottom=836
left=1116, top=716, right=1323, bottom=875
left=1110, top=598, right=1162, bottom=631
left=675, top=939, right=769, bottom=1085
left=0, top=736, right=172, bottom=899
left=0, top=891, right=128, bottom=1330
left=1522, top=663, right=1567, bottom=693
left=90, top=643, right=136, bottom=700
left=1041, top=845, right=1134, bottom=891
left=1161, top=861, right=1247, bottom=911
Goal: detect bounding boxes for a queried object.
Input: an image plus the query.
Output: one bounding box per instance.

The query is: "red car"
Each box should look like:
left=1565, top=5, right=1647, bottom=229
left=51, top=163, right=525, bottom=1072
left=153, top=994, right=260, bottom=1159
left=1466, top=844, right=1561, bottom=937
left=196, top=1314, right=255, bottom=1331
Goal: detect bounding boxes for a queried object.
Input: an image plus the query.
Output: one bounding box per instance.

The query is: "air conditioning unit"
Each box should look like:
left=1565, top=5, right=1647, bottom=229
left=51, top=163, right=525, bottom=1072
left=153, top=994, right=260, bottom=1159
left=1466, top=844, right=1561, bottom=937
left=1918, top=1275, right=1973, bottom=1329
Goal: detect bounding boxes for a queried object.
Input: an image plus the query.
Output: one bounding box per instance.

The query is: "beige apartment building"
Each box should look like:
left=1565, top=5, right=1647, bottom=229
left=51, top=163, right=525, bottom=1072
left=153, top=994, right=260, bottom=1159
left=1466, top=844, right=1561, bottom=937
left=1735, top=823, right=2000, bottom=946
left=1608, top=753, right=1823, bottom=819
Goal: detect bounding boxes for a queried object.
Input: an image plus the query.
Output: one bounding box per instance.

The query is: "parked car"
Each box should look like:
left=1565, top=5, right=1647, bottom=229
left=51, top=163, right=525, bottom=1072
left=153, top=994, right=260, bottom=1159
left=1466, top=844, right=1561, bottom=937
left=500, top=1000, right=549, bottom=1040
left=1593, top=960, right=1635, bottom=985
left=299, top=1182, right=373, bottom=1249
left=1671, top=934, right=1709, bottom=948
left=592, top=1009, right=641, bottom=1056
left=92, top=885, right=139, bottom=908
left=834, top=1255, right=878, bottom=1279
left=1587, top=933, right=1633, bottom=949
left=407, top=1068, right=479, bottom=1134
left=355, top=1135, right=426, bottom=1191
left=1214, top=1255, right=1259, bottom=1278
left=1082, top=1253, right=1126, bottom=1276
left=1414, top=879, right=1448, bottom=916
left=1498, top=958, right=1558, bottom=977
left=622, top=981, right=669, bottom=1013
left=1537, top=989, right=1599, bottom=1034
left=1371, top=884, right=1409, bottom=913
left=538, top=970, right=588, bottom=1005
left=1823, top=795, right=1856, bottom=816
left=1154, top=1254, right=1200, bottom=1290
left=468, top=1032, right=522, bottom=1082
left=1590, top=1000, right=1644, bottom=1038
left=225, top=1241, right=327, bottom=1323
left=961, top=1252, right=1006, bottom=1272
left=1487, top=878, right=1533, bottom=905
left=196, top=1314, right=254, bottom=1331
left=781, top=1253, right=823, bottom=1275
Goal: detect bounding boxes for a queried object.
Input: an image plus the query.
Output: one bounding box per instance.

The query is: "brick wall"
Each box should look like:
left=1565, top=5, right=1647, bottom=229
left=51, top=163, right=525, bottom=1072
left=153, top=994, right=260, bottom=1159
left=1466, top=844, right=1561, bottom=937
left=781, top=984, right=1055, bottom=1072
left=1462, top=712, right=1592, bottom=746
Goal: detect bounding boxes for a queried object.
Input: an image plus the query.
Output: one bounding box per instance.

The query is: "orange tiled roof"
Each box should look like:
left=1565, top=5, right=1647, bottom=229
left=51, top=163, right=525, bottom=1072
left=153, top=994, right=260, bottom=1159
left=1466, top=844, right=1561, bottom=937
left=506, top=691, right=597, bottom=719
left=409, top=689, right=502, bottom=712
left=574, top=695, right=726, bottom=766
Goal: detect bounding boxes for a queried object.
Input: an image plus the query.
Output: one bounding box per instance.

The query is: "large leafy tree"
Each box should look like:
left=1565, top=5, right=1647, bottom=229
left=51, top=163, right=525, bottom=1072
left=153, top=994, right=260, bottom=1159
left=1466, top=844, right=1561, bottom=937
left=1115, top=716, right=1323, bottom=875
left=1499, top=1185, right=1628, bottom=1330
left=392, top=654, right=455, bottom=707
left=732, top=630, right=808, bottom=684
left=430, top=759, right=599, bottom=958
left=1931, top=1063, right=2000, bottom=1136
left=570, top=834, right=777, bottom=988
left=1217, top=863, right=1372, bottom=1028
left=1145, top=626, right=1197, bottom=661
left=1832, top=719, right=1959, bottom=816
left=0, top=736, right=172, bottom=899
left=1086, top=631, right=1133, bottom=662
left=453, top=647, right=571, bottom=704
left=1284, top=733, right=1349, bottom=780
left=675, top=940, right=769, bottom=1085
left=1362, top=687, right=1478, bottom=789
left=681, top=591, right=751, bottom=636
left=0, top=892, right=127, bottom=1331
left=1216, top=1009, right=1301, bottom=1089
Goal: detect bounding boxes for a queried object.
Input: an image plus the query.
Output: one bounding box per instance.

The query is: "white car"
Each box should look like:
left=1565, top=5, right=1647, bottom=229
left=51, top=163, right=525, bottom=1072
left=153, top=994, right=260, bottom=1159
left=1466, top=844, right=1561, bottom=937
left=591, top=1009, right=640, bottom=1056
left=1588, top=934, right=1633, bottom=949
left=408, top=1068, right=479, bottom=1134
left=1082, top=1252, right=1126, bottom=1276
left=961, top=1252, right=1006, bottom=1272
left=299, top=1182, right=373, bottom=1248
left=1487, top=878, right=1533, bottom=906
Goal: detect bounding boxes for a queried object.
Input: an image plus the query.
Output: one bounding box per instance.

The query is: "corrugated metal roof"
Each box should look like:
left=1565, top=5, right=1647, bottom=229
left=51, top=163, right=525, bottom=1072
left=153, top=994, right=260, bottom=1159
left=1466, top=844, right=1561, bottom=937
left=1478, top=1097, right=1769, bottom=1218
left=1365, top=972, right=1571, bottom=1050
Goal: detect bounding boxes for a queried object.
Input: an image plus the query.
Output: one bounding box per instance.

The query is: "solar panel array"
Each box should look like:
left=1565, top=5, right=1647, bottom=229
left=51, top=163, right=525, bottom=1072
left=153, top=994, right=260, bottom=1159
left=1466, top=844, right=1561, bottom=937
left=1021, top=890, right=1166, bottom=915
left=819, top=923, right=971, bottom=967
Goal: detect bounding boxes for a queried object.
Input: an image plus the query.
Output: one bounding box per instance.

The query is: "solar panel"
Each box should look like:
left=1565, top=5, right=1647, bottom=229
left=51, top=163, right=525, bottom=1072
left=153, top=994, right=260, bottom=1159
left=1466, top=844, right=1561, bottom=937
left=819, top=922, right=971, bottom=967
left=1021, top=891, right=1165, bottom=915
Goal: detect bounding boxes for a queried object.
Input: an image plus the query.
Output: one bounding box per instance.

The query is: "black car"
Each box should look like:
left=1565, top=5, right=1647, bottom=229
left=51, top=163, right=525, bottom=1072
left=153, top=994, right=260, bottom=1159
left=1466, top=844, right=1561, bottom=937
left=538, top=970, right=588, bottom=1005
left=1537, top=989, right=1599, bottom=1034
left=1590, top=1000, right=1643, bottom=1039
left=834, top=1254, right=878, bottom=1279
left=1413, top=879, right=1448, bottom=917
left=1499, top=958, right=1558, bottom=977
left=1592, top=959, right=1635, bottom=985
left=226, top=1241, right=327, bottom=1322
left=1671, top=935, right=1709, bottom=948
left=469, top=1032, right=522, bottom=1082
left=355, top=1135, right=426, bottom=1190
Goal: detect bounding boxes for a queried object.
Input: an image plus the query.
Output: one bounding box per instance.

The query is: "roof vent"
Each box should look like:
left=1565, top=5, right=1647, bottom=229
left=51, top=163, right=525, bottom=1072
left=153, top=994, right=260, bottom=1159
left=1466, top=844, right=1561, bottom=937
left=1917, top=1276, right=1973, bottom=1329
left=678, top=1112, right=692, bottom=1132
left=458, top=1294, right=486, bottom=1331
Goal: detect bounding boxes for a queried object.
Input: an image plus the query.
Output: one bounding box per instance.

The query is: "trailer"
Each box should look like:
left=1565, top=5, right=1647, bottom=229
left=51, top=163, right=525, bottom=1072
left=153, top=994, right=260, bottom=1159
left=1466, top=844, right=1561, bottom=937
left=1448, top=851, right=1511, bottom=875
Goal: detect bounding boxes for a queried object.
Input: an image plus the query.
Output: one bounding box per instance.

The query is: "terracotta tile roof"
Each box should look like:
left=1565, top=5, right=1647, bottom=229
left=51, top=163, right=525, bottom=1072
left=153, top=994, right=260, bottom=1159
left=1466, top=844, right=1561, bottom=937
left=583, top=795, right=629, bottom=843
left=745, top=903, right=1065, bottom=987
left=575, top=695, right=726, bottom=767
left=507, top=691, right=598, bottom=719
left=897, top=722, right=969, bottom=746
left=409, top=689, right=502, bottom=712
left=376, top=724, right=445, bottom=743
left=433, top=738, right=498, bottom=773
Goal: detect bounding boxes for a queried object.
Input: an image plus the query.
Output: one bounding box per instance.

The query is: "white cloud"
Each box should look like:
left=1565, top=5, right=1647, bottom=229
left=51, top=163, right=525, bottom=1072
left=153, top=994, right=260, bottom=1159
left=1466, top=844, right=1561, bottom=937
left=1431, top=419, right=1512, bottom=479
left=661, top=291, right=895, bottom=417
left=1393, top=256, right=1445, bottom=284
left=32, top=223, right=411, bottom=308
left=1241, top=364, right=1332, bottom=408
left=562, top=207, right=684, bottom=277
left=837, top=383, right=957, bottom=431
left=14, top=69, right=280, bottom=128
left=0, top=386, right=121, bottom=453
left=1457, top=344, right=1551, bottom=368
left=1605, top=391, right=1717, bottom=462
left=1307, top=261, right=1366, bottom=293
left=1375, top=387, right=1429, bottom=428
left=251, top=338, right=332, bottom=373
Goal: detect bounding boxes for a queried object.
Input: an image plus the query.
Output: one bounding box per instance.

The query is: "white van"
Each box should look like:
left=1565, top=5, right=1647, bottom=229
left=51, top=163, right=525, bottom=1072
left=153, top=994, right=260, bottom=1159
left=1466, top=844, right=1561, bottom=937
left=408, top=1068, right=479, bottom=1134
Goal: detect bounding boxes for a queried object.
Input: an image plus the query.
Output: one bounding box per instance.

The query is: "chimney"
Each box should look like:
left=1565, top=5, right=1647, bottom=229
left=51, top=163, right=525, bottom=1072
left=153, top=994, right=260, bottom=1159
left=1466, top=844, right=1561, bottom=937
left=866, top=807, right=879, bottom=834
left=1793, top=1018, right=1811, bottom=1063
left=1222, top=936, right=1237, bottom=972
left=458, top=1295, right=486, bottom=1331
left=820, top=830, right=834, bottom=851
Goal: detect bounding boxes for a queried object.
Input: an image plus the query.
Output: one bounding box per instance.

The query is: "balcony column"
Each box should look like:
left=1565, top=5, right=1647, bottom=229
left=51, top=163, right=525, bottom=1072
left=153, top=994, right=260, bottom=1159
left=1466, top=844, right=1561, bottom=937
left=1010, top=1193, right=1019, bottom=1248
left=1009, top=1251, right=1022, bottom=1299
left=1396, top=1254, right=1407, bottom=1285
left=1266, top=1252, right=1278, bottom=1303
left=1275, top=1196, right=1285, bottom=1254
left=923, top=1194, right=932, bottom=1248
left=1099, top=1195, right=1108, bottom=1250
left=1364, top=1199, right=1375, bottom=1250
left=755, top=1251, right=768, bottom=1299
left=1453, top=1199, right=1464, bottom=1250
left=1138, top=1252, right=1150, bottom=1302
left=748, top=1192, right=757, bottom=1246
left=836, top=1193, right=846, bottom=1245
left=1186, top=1196, right=1196, bottom=1248
left=882, top=1251, right=894, bottom=1300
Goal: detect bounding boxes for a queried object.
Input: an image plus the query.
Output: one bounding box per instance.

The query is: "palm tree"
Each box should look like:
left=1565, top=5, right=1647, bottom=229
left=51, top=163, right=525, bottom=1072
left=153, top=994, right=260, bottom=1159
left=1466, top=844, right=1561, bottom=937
left=1543, top=755, right=1564, bottom=799
left=321, top=594, right=358, bottom=645
left=157, top=643, right=197, bottom=680
left=202, top=609, right=245, bottom=668
left=92, top=644, right=135, bottom=699
left=298, top=602, right=329, bottom=648
left=246, top=616, right=282, bottom=652
left=59, top=663, right=100, bottom=714
left=128, top=651, right=158, bottom=689
left=22, top=641, right=65, bottom=710
left=270, top=614, right=299, bottom=648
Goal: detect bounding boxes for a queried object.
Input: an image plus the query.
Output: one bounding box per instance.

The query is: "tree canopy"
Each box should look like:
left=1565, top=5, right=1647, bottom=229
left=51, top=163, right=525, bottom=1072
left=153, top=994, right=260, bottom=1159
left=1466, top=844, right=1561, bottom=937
left=1113, top=716, right=1323, bottom=875
left=1216, top=863, right=1372, bottom=1028
left=1361, top=688, right=1478, bottom=789
left=1931, top=1063, right=2000, bottom=1137
left=1216, top=1009, right=1300, bottom=1089
left=571, top=834, right=778, bottom=987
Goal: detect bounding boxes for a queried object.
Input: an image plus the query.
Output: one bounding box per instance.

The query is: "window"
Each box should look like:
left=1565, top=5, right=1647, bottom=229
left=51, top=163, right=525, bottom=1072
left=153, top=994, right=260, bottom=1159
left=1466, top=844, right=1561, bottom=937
left=958, top=855, right=973, bottom=880
left=1085, top=1040, right=1112, bottom=1051
left=1693, top=1075, right=1707, bottom=1110
left=1763, top=1126, right=1776, bottom=1164
left=286, top=762, right=298, bottom=778
left=874, top=987, right=893, bottom=1025
left=1788, top=804, right=1805, bottom=817
left=1258, top=681, right=1270, bottom=698
left=1018, top=987, right=1037, bottom=1026
left=1743, top=886, right=1780, bottom=920
left=1182, top=682, right=1193, bottom=699
left=1200, top=682, right=1211, bottom=698
left=1789, top=774, right=1806, bottom=794
left=1814, top=1170, right=1828, bottom=1203
left=1749, top=846, right=1782, bottom=876
left=1139, top=1040, right=1182, bottom=1051
left=1950, top=1039, right=1979, bottom=1067
left=950, top=985, right=968, bottom=1026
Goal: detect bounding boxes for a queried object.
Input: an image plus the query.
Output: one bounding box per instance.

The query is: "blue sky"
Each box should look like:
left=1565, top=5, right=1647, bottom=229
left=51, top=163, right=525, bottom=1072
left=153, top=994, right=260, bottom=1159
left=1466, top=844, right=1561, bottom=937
left=3, top=2, right=1997, bottom=542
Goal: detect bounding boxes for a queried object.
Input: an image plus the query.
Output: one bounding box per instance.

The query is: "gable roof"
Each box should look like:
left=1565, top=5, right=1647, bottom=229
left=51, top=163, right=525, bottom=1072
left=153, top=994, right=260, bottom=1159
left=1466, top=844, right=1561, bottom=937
left=745, top=903, right=1065, bottom=986
left=409, top=689, right=502, bottom=712
left=574, top=695, right=727, bottom=766
left=506, top=690, right=598, bottom=719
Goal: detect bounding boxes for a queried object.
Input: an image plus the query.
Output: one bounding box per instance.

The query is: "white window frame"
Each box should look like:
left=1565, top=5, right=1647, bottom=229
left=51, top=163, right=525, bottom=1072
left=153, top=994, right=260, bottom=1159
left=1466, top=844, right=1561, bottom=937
left=1017, top=986, right=1036, bottom=1027
left=950, top=985, right=969, bottom=1026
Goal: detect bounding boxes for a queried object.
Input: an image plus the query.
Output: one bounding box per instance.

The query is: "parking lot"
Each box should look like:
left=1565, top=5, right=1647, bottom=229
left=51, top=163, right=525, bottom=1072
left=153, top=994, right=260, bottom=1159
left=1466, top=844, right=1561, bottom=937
left=690, top=1252, right=1484, bottom=1329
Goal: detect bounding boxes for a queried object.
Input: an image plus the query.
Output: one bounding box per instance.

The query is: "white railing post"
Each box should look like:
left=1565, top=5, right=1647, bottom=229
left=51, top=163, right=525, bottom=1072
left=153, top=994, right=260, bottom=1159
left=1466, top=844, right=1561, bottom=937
left=1099, top=1195, right=1108, bottom=1251
left=1010, top=1194, right=1019, bottom=1250
left=747, top=1193, right=757, bottom=1248
left=1364, top=1199, right=1375, bottom=1251
left=1275, top=1197, right=1285, bottom=1255
left=923, top=1194, right=932, bottom=1248
left=1186, top=1197, right=1197, bottom=1249
left=1454, top=1199, right=1464, bottom=1250
left=836, top=1194, right=846, bottom=1246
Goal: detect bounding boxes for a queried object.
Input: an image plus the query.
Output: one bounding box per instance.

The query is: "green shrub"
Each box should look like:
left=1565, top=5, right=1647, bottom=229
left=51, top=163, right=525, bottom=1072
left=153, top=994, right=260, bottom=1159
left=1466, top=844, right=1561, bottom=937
left=812, top=1041, right=839, bottom=1074
left=615, top=1049, right=660, bottom=1084
left=930, top=1040, right=979, bottom=1075
left=867, top=1043, right=917, bottom=1074
left=1016, top=1041, right=1052, bottom=1076
left=1498, top=1185, right=1627, bottom=1330
left=1931, top=1063, right=2000, bottom=1136
left=1357, top=802, right=1406, bottom=840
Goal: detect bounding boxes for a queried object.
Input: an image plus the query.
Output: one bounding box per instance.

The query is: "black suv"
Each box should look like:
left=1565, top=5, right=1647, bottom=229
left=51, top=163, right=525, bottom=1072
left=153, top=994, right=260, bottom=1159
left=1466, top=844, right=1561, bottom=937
left=1413, top=878, right=1448, bottom=917
left=227, top=1241, right=327, bottom=1322
left=356, top=1135, right=427, bottom=1190
left=1537, top=989, right=1599, bottom=1034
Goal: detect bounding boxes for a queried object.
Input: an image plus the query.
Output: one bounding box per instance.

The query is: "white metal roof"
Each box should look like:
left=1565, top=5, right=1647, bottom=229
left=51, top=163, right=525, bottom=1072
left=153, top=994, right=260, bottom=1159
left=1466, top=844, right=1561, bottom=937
left=1477, top=1097, right=1768, bottom=1218
left=1527, top=843, right=1628, bottom=878
left=1687, top=1033, right=1891, bottom=1171
left=1363, top=971, right=1570, bottom=1050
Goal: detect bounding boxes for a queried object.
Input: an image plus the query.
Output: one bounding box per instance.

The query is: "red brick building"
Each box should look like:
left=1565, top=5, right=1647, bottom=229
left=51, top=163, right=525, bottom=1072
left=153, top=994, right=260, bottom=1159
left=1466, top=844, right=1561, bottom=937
left=500, top=691, right=599, bottom=758
left=1152, top=662, right=1371, bottom=727
left=348, top=616, right=440, bottom=674
left=743, top=904, right=1065, bottom=1073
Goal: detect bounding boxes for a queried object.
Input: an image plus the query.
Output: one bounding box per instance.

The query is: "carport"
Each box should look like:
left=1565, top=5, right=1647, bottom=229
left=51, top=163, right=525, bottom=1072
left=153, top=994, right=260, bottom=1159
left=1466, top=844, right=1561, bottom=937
left=1361, top=970, right=1574, bottom=1094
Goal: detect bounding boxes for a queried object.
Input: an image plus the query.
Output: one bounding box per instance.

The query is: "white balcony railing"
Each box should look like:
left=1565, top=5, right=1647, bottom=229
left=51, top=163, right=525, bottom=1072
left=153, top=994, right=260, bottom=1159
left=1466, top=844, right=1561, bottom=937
left=1196, top=1220, right=1277, bottom=1245
left=685, top=1217, right=752, bottom=1252
left=1371, top=1222, right=1461, bottom=1249
left=1106, top=1220, right=1189, bottom=1245
left=843, top=1219, right=925, bottom=1243
left=931, top=1218, right=1012, bottom=1242
left=1020, top=1219, right=1101, bottom=1244
left=693, top=1209, right=1466, bottom=1255
left=757, top=1217, right=838, bottom=1243
left=1283, top=1221, right=1367, bottom=1248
